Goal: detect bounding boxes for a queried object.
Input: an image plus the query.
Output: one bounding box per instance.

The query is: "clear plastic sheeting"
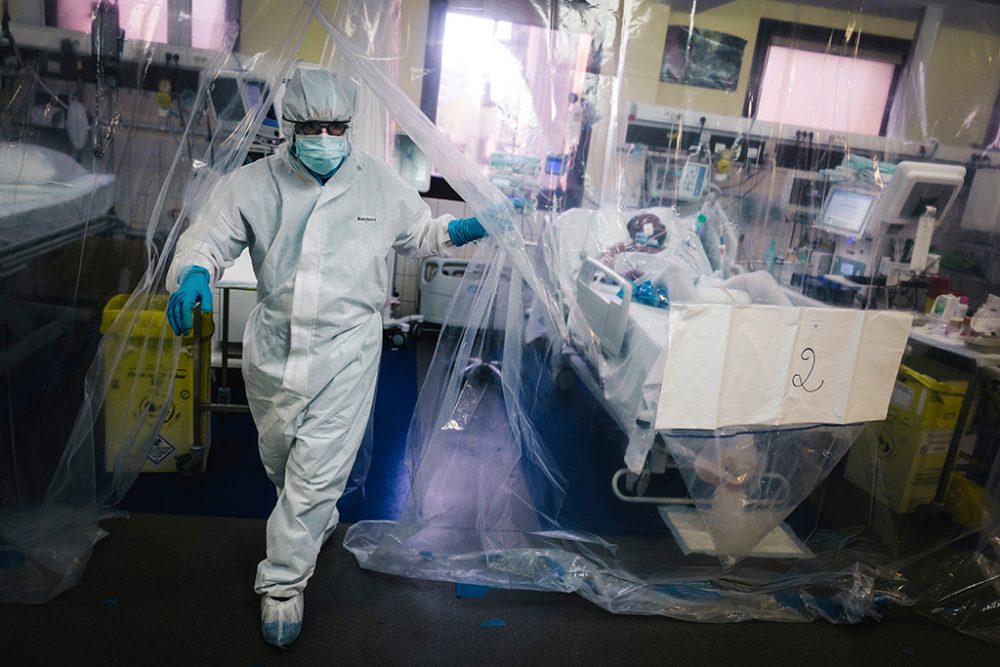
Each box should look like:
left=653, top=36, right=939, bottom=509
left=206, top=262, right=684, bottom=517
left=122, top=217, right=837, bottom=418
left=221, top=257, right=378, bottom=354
left=336, top=0, right=1000, bottom=636
left=1, top=0, right=319, bottom=602
left=661, top=426, right=864, bottom=564
left=897, top=443, right=1000, bottom=643
left=0, top=0, right=997, bottom=644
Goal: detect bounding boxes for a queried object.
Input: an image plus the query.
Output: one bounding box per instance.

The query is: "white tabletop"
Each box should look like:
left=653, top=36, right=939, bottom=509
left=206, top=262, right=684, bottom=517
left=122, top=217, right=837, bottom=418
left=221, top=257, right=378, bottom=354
left=217, top=248, right=258, bottom=290
left=822, top=274, right=859, bottom=289
left=909, top=326, right=1000, bottom=367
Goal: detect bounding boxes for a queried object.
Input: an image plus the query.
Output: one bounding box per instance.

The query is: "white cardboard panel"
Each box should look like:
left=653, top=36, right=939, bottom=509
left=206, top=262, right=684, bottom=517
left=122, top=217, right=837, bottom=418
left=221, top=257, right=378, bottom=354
left=845, top=310, right=913, bottom=422
left=655, top=304, right=909, bottom=430
left=656, top=305, right=730, bottom=430
left=780, top=308, right=865, bottom=424
left=717, top=305, right=799, bottom=426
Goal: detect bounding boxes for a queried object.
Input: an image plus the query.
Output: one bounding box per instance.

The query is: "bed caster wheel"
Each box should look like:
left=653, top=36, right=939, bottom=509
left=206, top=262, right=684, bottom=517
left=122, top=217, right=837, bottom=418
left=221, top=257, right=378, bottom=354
left=464, top=363, right=491, bottom=389
left=176, top=447, right=204, bottom=476
left=622, top=471, right=650, bottom=496
left=411, top=323, right=423, bottom=339
left=636, top=471, right=651, bottom=497
left=463, top=359, right=502, bottom=388
left=554, top=367, right=575, bottom=392
left=389, top=331, right=408, bottom=349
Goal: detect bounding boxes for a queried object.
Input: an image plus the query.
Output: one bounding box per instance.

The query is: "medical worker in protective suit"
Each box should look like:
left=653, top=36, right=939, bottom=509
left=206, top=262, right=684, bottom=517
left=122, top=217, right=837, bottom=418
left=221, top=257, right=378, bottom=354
left=165, top=65, right=487, bottom=647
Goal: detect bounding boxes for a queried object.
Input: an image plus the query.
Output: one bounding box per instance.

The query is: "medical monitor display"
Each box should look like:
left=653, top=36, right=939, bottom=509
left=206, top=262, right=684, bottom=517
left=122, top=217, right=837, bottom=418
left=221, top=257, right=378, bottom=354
left=893, top=182, right=960, bottom=221
left=877, top=162, right=967, bottom=227
left=819, top=188, right=876, bottom=236
left=647, top=159, right=708, bottom=202
left=210, top=77, right=245, bottom=123
left=785, top=174, right=833, bottom=213
left=245, top=80, right=265, bottom=114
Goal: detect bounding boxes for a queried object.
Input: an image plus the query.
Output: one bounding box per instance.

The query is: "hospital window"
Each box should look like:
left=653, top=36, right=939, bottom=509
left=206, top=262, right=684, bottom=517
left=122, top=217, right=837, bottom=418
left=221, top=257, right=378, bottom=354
left=45, top=0, right=234, bottom=50
left=744, top=19, right=911, bottom=137
left=420, top=0, right=593, bottom=177
left=986, top=88, right=1000, bottom=150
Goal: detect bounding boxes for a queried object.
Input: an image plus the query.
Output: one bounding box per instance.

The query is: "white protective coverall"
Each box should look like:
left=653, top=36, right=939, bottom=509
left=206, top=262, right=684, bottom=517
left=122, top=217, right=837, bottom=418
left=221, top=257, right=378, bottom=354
left=167, top=68, right=455, bottom=597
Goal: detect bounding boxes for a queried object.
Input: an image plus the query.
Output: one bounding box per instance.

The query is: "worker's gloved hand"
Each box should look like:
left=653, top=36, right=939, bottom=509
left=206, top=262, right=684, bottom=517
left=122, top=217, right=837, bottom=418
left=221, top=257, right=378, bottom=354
left=167, top=266, right=212, bottom=336
left=448, top=217, right=487, bottom=247
left=480, top=199, right=518, bottom=233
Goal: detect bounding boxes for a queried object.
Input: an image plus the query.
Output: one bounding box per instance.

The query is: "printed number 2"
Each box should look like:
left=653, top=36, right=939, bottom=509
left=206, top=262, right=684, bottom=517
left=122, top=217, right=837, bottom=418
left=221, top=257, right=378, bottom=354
left=792, top=347, right=824, bottom=394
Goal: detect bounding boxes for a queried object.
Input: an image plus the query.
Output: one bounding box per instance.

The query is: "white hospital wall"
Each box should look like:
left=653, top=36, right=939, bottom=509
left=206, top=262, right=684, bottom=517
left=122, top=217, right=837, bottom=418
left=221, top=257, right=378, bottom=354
left=650, top=1, right=916, bottom=119
left=393, top=196, right=479, bottom=317
left=239, top=1, right=342, bottom=64
left=9, top=1, right=42, bottom=23
left=588, top=0, right=1000, bottom=201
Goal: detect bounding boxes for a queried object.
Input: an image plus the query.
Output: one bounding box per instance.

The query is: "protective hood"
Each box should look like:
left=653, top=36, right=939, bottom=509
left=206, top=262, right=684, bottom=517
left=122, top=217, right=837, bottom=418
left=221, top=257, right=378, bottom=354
left=280, top=65, right=355, bottom=139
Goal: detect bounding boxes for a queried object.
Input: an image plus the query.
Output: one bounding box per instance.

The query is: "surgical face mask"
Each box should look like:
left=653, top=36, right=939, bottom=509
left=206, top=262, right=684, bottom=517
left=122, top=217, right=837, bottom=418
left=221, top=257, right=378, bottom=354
left=294, top=134, right=350, bottom=174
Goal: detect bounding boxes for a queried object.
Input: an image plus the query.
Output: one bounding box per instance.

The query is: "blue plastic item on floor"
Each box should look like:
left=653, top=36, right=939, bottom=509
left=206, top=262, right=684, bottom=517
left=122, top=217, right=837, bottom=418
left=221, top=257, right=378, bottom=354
left=456, top=583, right=492, bottom=598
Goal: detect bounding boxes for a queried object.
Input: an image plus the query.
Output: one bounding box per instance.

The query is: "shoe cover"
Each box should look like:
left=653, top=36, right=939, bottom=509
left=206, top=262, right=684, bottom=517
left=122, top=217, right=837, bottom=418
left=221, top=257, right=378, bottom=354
left=261, top=593, right=304, bottom=647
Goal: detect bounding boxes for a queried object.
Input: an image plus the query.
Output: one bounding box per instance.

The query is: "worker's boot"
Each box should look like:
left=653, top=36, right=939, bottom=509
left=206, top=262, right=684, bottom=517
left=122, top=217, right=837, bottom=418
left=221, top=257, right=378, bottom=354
left=261, top=592, right=304, bottom=647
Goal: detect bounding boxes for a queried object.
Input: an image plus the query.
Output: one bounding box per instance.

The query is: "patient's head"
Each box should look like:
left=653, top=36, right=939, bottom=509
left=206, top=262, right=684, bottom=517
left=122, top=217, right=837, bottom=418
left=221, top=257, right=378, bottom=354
left=626, top=213, right=667, bottom=253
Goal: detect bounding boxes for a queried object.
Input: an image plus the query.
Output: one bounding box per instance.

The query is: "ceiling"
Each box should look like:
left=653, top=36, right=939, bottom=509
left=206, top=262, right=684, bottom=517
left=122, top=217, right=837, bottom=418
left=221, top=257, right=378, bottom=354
left=656, top=0, right=1000, bottom=31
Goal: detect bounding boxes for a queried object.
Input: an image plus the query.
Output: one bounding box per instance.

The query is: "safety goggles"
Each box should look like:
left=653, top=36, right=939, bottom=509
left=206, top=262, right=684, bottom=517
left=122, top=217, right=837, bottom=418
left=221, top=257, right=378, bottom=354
left=292, top=120, right=350, bottom=136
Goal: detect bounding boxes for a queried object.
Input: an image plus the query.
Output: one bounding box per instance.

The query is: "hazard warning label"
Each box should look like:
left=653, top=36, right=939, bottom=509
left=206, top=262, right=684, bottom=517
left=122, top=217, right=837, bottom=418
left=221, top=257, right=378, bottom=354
left=147, top=436, right=176, bottom=465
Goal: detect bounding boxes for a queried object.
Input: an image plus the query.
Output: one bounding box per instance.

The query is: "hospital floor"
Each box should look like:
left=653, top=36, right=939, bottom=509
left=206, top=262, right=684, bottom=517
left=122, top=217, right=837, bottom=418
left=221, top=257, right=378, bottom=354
left=3, top=333, right=998, bottom=664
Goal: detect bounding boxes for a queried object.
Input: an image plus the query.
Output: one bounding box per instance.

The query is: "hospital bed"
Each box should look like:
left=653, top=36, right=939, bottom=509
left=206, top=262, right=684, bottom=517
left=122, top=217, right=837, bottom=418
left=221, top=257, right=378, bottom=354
left=0, top=143, right=118, bottom=277
left=0, top=143, right=119, bottom=372
left=536, top=205, right=860, bottom=557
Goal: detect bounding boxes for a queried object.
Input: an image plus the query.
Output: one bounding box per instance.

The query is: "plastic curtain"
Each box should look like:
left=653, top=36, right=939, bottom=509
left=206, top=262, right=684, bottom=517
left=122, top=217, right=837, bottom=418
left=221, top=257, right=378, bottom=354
left=330, top=0, right=1000, bottom=634
left=0, top=0, right=319, bottom=603
left=0, top=0, right=997, bottom=644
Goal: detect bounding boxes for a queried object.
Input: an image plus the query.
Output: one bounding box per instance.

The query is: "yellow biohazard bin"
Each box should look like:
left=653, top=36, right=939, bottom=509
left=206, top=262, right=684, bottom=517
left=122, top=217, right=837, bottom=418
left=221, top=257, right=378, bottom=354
left=100, top=294, right=213, bottom=473
left=846, top=358, right=969, bottom=513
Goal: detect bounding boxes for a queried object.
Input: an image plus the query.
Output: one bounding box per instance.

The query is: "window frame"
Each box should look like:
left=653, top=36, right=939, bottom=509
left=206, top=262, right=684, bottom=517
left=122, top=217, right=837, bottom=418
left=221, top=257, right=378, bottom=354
left=43, top=0, right=241, bottom=51
left=418, top=0, right=449, bottom=123
left=743, top=18, right=912, bottom=137
left=419, top=1, right=600, bottom=201
left=985, top=86, right=1000, bottom=149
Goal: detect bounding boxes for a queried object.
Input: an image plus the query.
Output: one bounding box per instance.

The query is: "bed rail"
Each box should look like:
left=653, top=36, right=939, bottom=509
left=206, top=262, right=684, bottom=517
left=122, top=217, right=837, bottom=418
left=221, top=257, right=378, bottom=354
left=576, top=257, right=632, bottom=357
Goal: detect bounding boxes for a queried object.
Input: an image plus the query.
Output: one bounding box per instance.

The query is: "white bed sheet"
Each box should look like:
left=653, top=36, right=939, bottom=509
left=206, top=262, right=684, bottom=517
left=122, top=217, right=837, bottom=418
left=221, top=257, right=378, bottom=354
left=578, top=281, right=666, bottom=413
left=567, top=282, right=668, bottom=471
left=0, top=174, right=118, bottom=247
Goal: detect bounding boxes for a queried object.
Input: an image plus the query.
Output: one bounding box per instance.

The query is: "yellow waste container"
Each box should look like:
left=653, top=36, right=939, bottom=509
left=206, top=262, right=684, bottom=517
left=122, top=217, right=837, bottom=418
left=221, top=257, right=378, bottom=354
left=100, top=294, right=213, bottom=473
left=945, top=473, right=985, bottom=528
left=846, top=357, right=969, bottom=513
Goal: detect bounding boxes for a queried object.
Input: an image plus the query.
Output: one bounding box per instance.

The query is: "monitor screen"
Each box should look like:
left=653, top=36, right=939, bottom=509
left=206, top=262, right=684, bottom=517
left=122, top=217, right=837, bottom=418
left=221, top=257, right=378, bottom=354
left=545, top=154, right=564, bottom=175
left=833, top=255, right=866, bottom=277
left=646, top=159, right=707, bottom=202
left=787, top=175, right=833, bottom=211
left=819, top=188, right=876, bottom=236
left=210, top=77, right=245, bottom=123
left=894, top=182, right=959, bottom=221
left=245, top=80, right=265, bottom=114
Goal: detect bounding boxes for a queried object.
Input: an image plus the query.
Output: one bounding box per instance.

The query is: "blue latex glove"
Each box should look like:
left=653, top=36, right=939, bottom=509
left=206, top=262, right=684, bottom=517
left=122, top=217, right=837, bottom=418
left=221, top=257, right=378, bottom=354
left=448, top=217, right=487, bottom=247
left=618, top=280, right=669, bottom=309
left=167, top=266, right=212, bottom=336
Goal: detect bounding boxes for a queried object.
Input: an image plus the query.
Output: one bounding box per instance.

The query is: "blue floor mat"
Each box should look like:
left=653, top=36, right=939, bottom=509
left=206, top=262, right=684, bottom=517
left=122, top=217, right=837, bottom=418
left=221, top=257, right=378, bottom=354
left=120, top=342, right=418, bottom=521
left=346, top=344, right=416, bottom=522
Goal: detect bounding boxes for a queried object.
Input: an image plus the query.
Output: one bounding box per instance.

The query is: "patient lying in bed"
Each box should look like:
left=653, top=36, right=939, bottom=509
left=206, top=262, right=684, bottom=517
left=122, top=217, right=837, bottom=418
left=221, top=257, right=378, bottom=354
left=593, top=208, right=791, bottom=308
